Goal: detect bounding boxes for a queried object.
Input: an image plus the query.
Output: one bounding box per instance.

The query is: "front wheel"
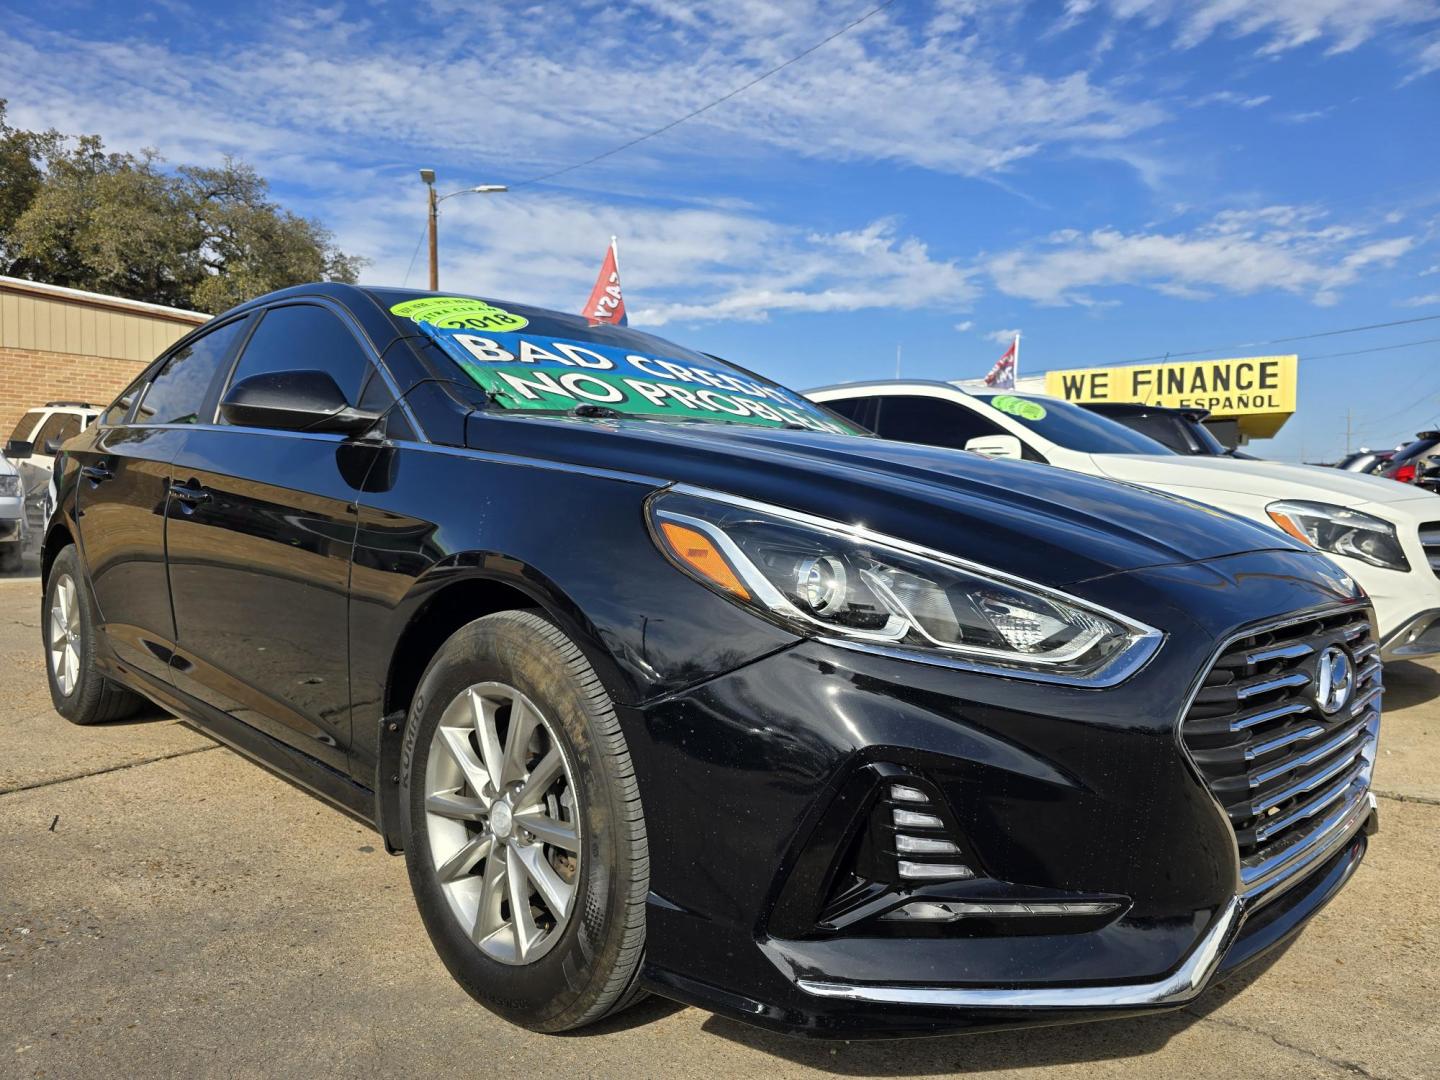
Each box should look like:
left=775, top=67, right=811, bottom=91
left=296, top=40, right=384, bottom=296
left=399, top=610, right=649, bottom=1032
left=0, top=541, right=20, bottom=573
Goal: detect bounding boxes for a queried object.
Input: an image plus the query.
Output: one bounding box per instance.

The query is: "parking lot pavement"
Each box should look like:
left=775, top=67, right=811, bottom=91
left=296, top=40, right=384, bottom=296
left=2, top=576, right=1437, bottom=1080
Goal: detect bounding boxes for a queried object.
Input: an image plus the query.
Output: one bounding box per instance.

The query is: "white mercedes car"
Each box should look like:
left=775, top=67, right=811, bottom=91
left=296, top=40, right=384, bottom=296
left=808, top=380, right=1440, bottom=661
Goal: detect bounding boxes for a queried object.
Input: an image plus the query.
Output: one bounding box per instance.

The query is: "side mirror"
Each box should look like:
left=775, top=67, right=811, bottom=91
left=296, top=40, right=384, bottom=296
left=3, top=439, right=33, bottom=460
left=219, top=370, right=380, bottom=435
left=965, top=434, right=1023, bottom=460
left=43, top=438, right=63, bottom=455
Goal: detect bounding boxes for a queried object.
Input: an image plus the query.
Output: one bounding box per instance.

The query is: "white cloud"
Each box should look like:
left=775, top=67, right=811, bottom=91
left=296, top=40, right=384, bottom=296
left=1089, top=0, right=1440, bottom=61
left=1193, top=90, right=1273, bottom=108
left=986, top=327, right=1022, bottom=344
left=1399, top=292, right=1440, bottom=307
left=0, top=3, right=1164, bottom=190
left=1282, top=108, right=1335, bottom=123
left=953, top=320, right=975, bottom=331
left=988, top=206, right=1415, bottom=306
left=340, top=192, right=978, bottom=327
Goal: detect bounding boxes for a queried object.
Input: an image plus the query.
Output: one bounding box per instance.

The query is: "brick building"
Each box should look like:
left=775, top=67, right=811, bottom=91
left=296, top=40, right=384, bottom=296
left=0, top=275, right=209, bottom=436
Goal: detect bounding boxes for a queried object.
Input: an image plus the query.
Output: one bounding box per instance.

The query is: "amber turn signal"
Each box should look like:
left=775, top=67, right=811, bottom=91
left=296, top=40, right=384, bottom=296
left=658, top=522, right=751, bottom=600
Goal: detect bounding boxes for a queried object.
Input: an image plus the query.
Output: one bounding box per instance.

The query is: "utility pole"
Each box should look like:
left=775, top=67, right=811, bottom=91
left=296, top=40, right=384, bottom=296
left=895, top=343, right=902, bottom=378
left=1345, top=409, right=1353, bottom=456
left=421, top=169, right=439, bottom=291
left=417, top=169, right=507, bottom=292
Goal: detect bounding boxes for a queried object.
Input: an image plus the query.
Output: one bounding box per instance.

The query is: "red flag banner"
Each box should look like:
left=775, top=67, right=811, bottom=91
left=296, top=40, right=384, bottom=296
left=984, top=336, right=1018, bottom=388
left=583, top=237, right=627, bottom=326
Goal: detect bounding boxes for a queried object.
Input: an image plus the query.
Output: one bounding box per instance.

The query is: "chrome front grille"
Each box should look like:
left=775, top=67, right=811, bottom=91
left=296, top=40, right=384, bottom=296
left=1180, top=606, right=1380, bottom=902
left=1420, top=522, right=1440, bottom=578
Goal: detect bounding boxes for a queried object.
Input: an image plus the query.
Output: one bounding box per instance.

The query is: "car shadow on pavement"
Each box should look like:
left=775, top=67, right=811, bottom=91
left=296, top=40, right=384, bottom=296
left=693, top=954, right=1281, bottom=1075
left=1377, top=660, right=1440, bottom=710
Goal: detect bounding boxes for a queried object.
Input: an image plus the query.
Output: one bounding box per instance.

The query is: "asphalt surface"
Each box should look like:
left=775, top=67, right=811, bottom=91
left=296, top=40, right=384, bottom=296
left=2, top=560, right=1437, bottom=1079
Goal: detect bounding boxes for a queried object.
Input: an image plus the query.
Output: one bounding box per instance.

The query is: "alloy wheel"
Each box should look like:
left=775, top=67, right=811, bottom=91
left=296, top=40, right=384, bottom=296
left=49, top=574, right=81, bottom=696
left=423, top=682, right=582, bottom=965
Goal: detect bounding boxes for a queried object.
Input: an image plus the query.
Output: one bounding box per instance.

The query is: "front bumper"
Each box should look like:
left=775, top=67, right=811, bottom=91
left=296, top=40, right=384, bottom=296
left=792, top=793, right=1374, bottom=1021
left=626, top=553, right=1378, bottom=1037
left=1379, top=607, right=1440, bottom=660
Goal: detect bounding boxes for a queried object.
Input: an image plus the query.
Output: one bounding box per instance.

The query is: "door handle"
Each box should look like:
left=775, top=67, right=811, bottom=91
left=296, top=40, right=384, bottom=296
left=168, top=482, right=211, bottom=505
left=80, top=463, right=114, bottom=483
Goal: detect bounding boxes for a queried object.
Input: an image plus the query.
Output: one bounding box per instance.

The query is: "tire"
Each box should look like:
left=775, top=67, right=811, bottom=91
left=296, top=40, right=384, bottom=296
left=0, top=541, right=20, bottom=573
left=400, top=610, right=649, bottom=1033
left=43, top=545, right=146, bottom=724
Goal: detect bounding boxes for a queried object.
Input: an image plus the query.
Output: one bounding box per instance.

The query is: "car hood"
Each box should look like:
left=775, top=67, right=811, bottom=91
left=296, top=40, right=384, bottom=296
left=1090, top=453, right=1438, bottom=511
left=466, top=415, right=1304, bottom=588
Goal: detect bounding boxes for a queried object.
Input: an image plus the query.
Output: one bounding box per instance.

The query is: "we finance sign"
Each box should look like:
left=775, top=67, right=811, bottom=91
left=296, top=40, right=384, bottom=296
left=1044, top=356, right=1298, bottom=418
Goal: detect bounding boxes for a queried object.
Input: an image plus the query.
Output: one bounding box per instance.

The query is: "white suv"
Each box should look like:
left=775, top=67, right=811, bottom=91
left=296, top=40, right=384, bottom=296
left=5, top=402, right=101, bottom=539
left=808, top=380, right=1440, bottom=661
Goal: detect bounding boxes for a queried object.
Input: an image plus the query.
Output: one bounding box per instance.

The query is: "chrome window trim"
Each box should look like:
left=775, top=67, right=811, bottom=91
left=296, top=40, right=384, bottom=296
left=662, top=483, right=1164, bottom=688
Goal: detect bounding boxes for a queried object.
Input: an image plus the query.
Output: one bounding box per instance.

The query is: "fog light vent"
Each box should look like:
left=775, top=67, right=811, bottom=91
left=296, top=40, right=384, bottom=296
left=878, top=782, right=974, bottom=883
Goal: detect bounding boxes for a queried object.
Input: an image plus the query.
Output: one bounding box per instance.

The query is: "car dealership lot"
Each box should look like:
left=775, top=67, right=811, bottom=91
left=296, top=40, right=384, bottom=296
left=1, top=574, right=1436, bottom=1080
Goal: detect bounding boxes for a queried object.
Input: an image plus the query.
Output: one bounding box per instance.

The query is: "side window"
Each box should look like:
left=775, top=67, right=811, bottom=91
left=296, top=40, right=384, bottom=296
left=871, top=396, right=1008, bottom=450
left=8, top=410, right=43, bottom=442
left=821, top=396, right=877, bottom=431
left=135, top=318, right=250, bottom=426
left=224, top=304, right=385, bottom=412
left=34, top=412, right=81, bottom=452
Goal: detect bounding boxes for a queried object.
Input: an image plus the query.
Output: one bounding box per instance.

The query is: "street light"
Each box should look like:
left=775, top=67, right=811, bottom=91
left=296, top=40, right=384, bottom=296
left=419, top=169, right=509, bottom=291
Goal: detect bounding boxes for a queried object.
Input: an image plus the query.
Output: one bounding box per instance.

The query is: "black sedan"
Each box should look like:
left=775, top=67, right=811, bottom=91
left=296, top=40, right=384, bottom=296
left=42, top=283, right=1380, bottom=1038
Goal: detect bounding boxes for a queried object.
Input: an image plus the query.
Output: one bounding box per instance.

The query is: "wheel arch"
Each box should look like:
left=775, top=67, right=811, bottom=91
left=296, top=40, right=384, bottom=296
left=373, top=555, right=633, bottom=853
left=41, top=520, right=75, bottom=587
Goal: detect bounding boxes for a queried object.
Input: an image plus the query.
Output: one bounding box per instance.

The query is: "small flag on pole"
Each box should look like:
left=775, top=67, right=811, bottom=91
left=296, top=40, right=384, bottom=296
left=984, top=334, right=1019, bottom=389
left=583, top=236, right=627, bottom=326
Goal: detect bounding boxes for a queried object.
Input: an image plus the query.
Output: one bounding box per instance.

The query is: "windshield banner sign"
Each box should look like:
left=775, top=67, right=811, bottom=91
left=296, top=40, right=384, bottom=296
left=411, top=321, right=850, bottom=433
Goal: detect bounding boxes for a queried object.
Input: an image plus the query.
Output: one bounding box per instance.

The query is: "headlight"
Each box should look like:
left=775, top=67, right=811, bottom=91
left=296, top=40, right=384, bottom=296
left=1266, top=501, right=1409, bottom=572
left=648, top=487, right=1161, bottom=685
left=0, top=475, right=19, bottom=497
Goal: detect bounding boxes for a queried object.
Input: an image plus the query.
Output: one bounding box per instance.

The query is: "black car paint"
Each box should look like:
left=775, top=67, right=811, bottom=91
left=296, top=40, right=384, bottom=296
left=48, top=282, right=1373, bottom=1038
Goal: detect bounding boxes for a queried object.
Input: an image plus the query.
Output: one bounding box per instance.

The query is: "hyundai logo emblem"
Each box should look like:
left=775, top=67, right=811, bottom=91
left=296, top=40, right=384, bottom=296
left=1314, top=645, right=1354, bottom=715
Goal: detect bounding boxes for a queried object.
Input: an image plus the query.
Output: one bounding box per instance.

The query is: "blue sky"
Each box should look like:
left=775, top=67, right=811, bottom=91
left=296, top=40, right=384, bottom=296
left=2, top=0, right=1438, bottom=461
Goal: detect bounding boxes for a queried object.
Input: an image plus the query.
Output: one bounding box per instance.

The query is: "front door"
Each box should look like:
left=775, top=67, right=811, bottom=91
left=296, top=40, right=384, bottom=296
left=164, top=301, right=390, bottom=770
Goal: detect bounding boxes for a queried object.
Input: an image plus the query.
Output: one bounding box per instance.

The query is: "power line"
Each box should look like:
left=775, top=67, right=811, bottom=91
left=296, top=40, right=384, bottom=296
left=1027, top=313, right=1440, bottom=374
left=1293, top=335, right=1440, bottom=363
left=509, top=0, right=900, bottom=189
left=401, top=220, right=428, bottom=287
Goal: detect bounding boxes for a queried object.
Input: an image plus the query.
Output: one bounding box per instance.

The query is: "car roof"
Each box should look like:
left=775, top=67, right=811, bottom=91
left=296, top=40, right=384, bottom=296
left=806, top=379, right=978, bottom=396
left=1084, top=401, right=1212, bottom=421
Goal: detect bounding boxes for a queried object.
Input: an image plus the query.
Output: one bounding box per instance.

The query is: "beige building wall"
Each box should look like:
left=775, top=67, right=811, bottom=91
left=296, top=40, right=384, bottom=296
left=0, top=276, right=209, bottom=435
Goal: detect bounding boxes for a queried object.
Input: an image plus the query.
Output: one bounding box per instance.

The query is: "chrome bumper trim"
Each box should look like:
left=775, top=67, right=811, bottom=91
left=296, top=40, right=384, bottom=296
left=796, top=898, right=1242, bottom=1010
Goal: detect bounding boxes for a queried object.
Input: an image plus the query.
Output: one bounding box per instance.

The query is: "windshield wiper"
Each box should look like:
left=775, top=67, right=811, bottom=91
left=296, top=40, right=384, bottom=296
left=569, top=403, right=625, bottom=420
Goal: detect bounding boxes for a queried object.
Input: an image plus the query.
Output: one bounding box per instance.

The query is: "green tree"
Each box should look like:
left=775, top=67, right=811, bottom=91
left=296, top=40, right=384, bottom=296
left=0, top=101, right=363, bottom=312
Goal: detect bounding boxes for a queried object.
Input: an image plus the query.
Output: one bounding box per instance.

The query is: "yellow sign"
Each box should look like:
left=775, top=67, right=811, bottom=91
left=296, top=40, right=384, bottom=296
left=1043, top=355, right=1298, bottom=439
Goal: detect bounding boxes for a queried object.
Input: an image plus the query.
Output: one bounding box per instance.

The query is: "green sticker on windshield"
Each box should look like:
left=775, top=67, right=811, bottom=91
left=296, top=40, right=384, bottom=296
left=991, top=395, right=1047, bottom=421
left=390, top=296, right=529, bottom=332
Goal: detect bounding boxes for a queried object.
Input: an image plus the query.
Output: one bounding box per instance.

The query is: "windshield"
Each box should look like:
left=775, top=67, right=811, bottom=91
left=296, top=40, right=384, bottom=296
left=1111, top=411, right=1228, bottom=455
left=972, top=393, right=1172, bottom=455
left=7, top=410, right=42, bottom=442
left=376, top=291, right=861, bottom=435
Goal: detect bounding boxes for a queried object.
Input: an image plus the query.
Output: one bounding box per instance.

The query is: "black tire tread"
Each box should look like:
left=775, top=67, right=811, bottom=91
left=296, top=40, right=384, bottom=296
left=494, top=610, right=649, bottom=1029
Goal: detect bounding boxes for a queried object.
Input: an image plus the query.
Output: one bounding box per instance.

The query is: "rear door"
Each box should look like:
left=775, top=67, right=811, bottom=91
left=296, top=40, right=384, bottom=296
left=164, top=300, right=395, bottom=770
left=72, top=317, right=251, bottom=685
